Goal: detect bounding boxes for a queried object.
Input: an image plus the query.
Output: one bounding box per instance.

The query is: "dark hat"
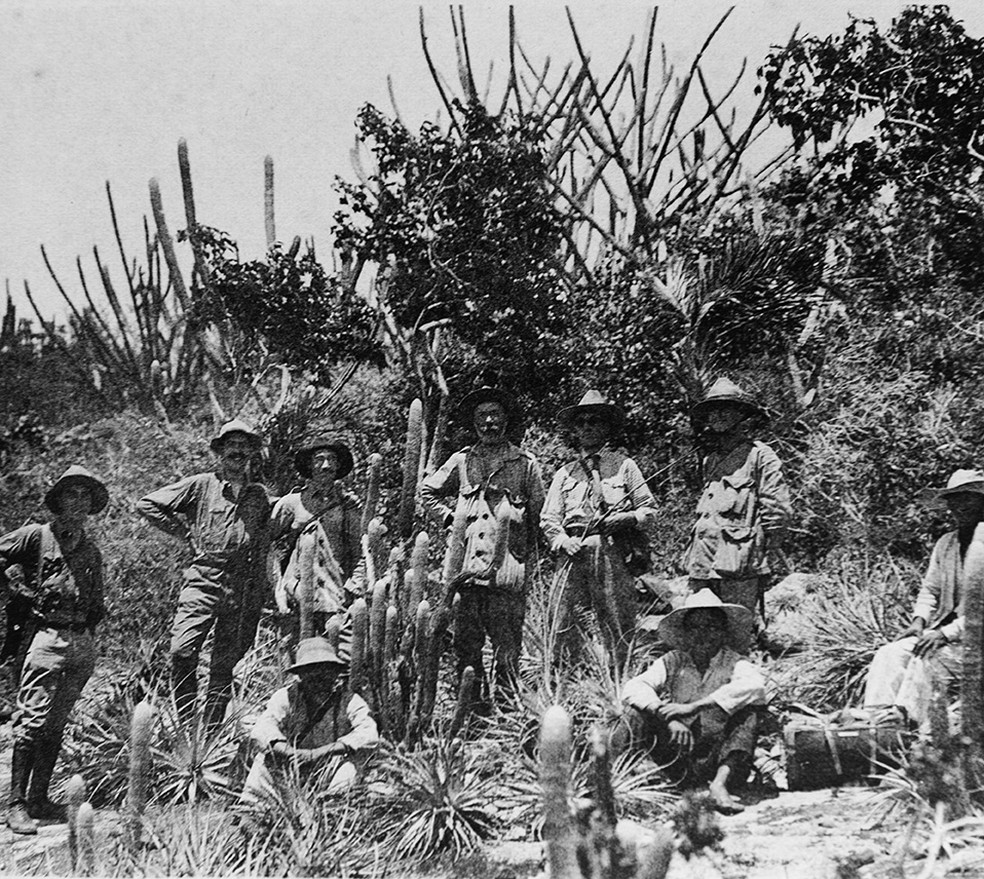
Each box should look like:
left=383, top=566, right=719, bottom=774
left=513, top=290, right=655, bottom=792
left=294, top=436, right=355, bottom=480
left=656, top=588, right=754, bottom=652
left=210, top=419, right=262, bottom=453
left=287, top=637, right=346, bottom=674
left=557, top=390, right=625, bottom=430
left=691, top=377, right=767, bottom=421
left=44, top=465, right=109, bottom=514
left=457, top=387, right=520, bottom=424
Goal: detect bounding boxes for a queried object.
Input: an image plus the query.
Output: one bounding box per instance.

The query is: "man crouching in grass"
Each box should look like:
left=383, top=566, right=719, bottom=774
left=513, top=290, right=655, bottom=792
left=240, top=637, right=378, bottom=805
left=611, top=590, right=765, bottom=814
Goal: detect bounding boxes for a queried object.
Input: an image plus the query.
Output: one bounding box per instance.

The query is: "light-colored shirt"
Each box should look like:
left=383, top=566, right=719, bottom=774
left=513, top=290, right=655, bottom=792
left=622, top=647, right=766, bottom=715
left=913, top=530, right=965, bottom=643
left=251, top=682, right=378, bottom=754
left=541, top=447, right=655, bottom=552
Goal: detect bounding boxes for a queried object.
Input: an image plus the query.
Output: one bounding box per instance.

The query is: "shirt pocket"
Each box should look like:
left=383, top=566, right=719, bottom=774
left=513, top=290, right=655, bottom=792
left=716, top=474, right=756, bottom=521
left=600, top=478, right=629, bottom=509
left=712, top=525, right=759, bottom=576
left=198, top=502, right=244, bottom=554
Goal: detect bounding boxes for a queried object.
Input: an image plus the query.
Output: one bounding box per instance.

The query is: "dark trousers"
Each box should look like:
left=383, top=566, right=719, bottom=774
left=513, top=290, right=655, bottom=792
left=610, top=704, right=758, bottom=786
left=454, top=587, right=524, bottom=707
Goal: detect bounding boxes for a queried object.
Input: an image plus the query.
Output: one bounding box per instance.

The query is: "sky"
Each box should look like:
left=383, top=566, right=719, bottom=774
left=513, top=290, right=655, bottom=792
left=4, top=1, right=984, bottom=318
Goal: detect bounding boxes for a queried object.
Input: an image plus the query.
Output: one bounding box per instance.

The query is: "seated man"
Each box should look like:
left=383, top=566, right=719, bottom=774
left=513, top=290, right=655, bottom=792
left=864, top=469, right=984, bottom=731
left=611, top=590, right=764, bottom=814
left=241, top=637, right=378, bottom=804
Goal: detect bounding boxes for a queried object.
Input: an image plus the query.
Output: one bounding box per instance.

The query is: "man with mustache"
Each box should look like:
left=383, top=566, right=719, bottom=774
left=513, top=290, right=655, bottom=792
left=138, top=420, right=271, bottom=729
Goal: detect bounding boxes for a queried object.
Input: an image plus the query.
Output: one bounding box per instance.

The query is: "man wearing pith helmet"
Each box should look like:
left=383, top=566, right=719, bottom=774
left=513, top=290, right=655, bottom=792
left=863, top=468, right=984, bottom=730
left=421, top=386, right=545, bottom=712
left=682, top=378, right=791, bottom=618
left=541, top=390, right=656, bottom=663
left=0, top=466, right=109, bottom=834
left=138, top=419, right=271, bottom=729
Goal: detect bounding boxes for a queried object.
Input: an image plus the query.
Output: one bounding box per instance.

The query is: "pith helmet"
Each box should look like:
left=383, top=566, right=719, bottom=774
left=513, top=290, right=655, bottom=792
left=691, top=377, right=767, bottom=421
left=210, top=419, right=262, bottom=453
left=44, top=465, right=109, bottom=514
left=557, top=390, right=625, bottom=430
left=294, top=436, right=355, bottom=480
left=287, top=637, right=347, bottom=674
left=656, top=588, right=754, bottom=652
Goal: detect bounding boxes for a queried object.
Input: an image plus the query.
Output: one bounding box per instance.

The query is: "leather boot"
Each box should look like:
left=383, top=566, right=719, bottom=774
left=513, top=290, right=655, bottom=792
left=27, top=734, right=67, bottom=821
left=171, top=656, right=199, bottom=726
left=7, top=741, right=38, bottom=835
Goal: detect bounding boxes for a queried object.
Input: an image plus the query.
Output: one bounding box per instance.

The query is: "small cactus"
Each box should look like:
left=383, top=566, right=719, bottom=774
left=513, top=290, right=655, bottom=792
left=67, top=774, right=87, bottom=871
left=369, top=579, right=388, bottom=683
left=125, top=700, right=154, bottom=850
left=449, top=666, right=476, bottom=739
left=399, top=399, right=424, bottom=539
left=361, top=453, right=383, bottom=535
left=76, top=802, right=96, bottom=876
left=541, top=705, right=578, bottom=879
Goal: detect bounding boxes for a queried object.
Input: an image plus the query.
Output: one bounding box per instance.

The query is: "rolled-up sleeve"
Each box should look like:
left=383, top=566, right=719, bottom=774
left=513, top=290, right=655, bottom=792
left=420, top=453, right=462, bottom=526
left=711, top=659, right=766, bottom=714
left=540, top=469, right=569, bottom=552
left=137, top=475, right=200, bottom=539
left=912, top=541, right=945, bottom=624
left=251, top=687, right=292, bottom=751
left=621, top=659, right=668, bottom=713
left=623, top=459, right=657, bottom=528
left=336, top=695, right=379, bottom=753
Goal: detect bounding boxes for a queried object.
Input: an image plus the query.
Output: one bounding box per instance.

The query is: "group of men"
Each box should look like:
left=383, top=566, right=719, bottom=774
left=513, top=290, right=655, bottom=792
left=2, top=375, right=970, bottom=830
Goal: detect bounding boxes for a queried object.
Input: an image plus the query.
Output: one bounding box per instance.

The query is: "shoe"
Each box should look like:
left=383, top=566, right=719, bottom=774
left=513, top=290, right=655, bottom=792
left=7, top=803, right=38, bottom=835
left=27, top=798, right=68, bottom=822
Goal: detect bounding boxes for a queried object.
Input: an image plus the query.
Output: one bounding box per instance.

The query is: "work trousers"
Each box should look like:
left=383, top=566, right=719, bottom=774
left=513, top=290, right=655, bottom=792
left=14, top=628, right=96, bottom=747
left=610, top=704, right=758, bottom=786
left=454, top=586, right=524, bottom=707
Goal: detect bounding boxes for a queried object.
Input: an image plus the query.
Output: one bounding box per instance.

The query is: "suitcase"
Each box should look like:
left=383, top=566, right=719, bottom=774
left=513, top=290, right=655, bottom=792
left=784, top=713, right=910, bottom=791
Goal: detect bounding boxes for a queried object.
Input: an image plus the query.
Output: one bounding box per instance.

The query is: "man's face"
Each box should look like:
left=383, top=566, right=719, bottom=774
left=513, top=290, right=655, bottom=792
left=574, top=411, right=610, bottom=452
left=683, top=608, right=727, bottom=658
left=299, top=663, right=340, bottom=701
left=57, top=484, right=92, bottom=523
left=218, top=434, right=254, bottom=476
left=702, top=403, right=746, bottom=435
left=309, top=448, right=339, bottom=488
left=473, top=402, right=507, bottom=445
left=946, top=491, right=984, bottom=528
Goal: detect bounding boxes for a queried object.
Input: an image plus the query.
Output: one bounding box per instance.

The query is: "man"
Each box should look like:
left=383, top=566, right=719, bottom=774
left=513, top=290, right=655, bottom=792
left=271, top=435, right=363, bottom=652
left=612, top=590, right=764, bottom=814
left=138, top=419, right=270, bottom=729
left=682, top=378, right=791, bottom=616
left=242, top=636, right=378, bottom=803
left=420, top=387, right=545, bottom=710
left=541, top=390, right=656, bottom=663
left=864, top=469, right=984, bottom=729
left=0, top=466, right=109, bottom=834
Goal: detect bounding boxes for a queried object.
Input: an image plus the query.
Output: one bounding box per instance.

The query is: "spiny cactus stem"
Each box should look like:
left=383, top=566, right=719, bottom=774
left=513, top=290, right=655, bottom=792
left=264, top=155, right=276, bottom=248
left=398, top=399, right=424, bottom=540
left=125, top=700, right=154, bottom=850
left=349, top=598, right=369, bottom=695
left=76, top=802, right=96, bottom=876
left=449, top=666, right=476, bottom=739
left=541, top=705, right=577, bottom=879
left=67, top=774, right=87, bottom=871
left=361, top=453, right=383, bottom=535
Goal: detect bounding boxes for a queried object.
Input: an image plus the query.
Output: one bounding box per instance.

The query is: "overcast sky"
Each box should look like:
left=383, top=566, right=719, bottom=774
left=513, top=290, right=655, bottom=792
left=4, top=1, right=984, bottom=318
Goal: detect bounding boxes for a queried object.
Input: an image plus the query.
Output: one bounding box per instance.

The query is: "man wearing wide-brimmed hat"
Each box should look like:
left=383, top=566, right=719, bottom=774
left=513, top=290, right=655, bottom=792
left=682, top=377, right=791, bottom=617
left=612, top=589, right=765, bottom=814
left=863, top=469, right=984, bottom=730
left=0, top=466, right=109, bottom=834
left=241, top=636, right=378, bottom=804
left=270, top=434, right=364, bottom=650
left=541, top=390, right=657, bottom=662
left=421, top=386, right=545, bottom=711
left=138, top=418, right=271, bottom=729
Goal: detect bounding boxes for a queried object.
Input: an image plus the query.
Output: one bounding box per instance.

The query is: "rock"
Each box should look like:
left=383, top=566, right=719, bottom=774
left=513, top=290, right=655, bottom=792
left=763, top=572, right=830, bottom=654
left=615, top=818, right=674, bottom=879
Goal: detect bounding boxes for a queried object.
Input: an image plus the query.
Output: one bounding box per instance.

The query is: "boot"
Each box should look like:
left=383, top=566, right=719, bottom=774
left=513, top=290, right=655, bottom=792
left=171, top=656, right=199, bottom=726
left=7, top=741, right=38, bottom=835
left=27, top=734, right=67, bottom=821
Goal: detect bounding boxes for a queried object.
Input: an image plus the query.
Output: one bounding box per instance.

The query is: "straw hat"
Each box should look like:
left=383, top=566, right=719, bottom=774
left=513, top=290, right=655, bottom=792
left=44, top=465, right=109, bottom=514
left=294, top=436, right=355, bottom=480
left=287, top=637, right=346, bottom=675
left=557, top=390, right=625, bottom=430
left=209, top=419, right=262, bottom=453
left=691, top=378, right=767, bottom=422
left=921, top=468, right=984, bottom=506
left=656, top=588, right=754, bottom=651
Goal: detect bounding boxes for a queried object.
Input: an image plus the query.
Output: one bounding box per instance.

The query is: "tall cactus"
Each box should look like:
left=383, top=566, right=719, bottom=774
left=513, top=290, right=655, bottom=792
left=125, top=700, right=154, bottom=850
left=406, top=600, right=432, bottom=745
left=541, top=705, right=578, bottom=879
left=76, top=802, right=96, bottom=876
left=264, top=155, right=276, bottom=248
left=361, top=453, right=383, bottom=535
left=449, top=666, right=476, bottom=739
left=369, top=579, right=389, bottom=689
left=399, top=399, right=424, bottom=540
left=148, top=178, right=189, bottom=308
left=349, top=598, right=369, bottom=695
left=67, top=774, right=88, bottom=872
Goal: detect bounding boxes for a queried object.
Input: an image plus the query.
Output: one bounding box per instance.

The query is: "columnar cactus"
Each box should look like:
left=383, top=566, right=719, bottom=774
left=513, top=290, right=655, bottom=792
left=67, top=774, right=87, bottom=871
left=264, top=155, right=276, bottom=248
left=541, top=705, right=577, bottom=879
left=369, top=579, right=388, bottom=682
left=349, top=598, right=369, bottom=696
left=449, top=666, right=476, bottom=739
left=361, top=453, right=383, bottom=535
left=125, top=700, right=154, bottom=850
left=76, top=802, right=96, bottom=876
left=148, top=178, right=189, bottom=308
left=399, top=399, right=424, bottom=540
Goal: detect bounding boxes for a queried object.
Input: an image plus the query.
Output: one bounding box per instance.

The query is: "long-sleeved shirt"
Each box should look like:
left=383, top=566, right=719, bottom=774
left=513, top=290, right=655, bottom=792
left=621, top=647, right=766, bottom=716
left=250, top=682, right=378, bottom=754
left=421, top=443, right=544, bottom=589
left=137, top=472, right=271, bottom=588
left=0, top=523, right=105, bottom=629
left=541, top=447, right=656, bottom=552
left=682, top=440, right=791, bottom=580
left=912, top=530, right=965, bottom=642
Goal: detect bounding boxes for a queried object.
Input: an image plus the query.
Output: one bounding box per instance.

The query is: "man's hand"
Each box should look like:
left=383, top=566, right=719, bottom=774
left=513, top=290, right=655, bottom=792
left=667, top=720, right=692, bottom=749
left=656, top=702, right=696, bottom=722
left=599, top=512, right=637, bottom=535
left=912, top=629, right=947, bottom=658
left=896, top=618, right=926, bottom=641
left=558, top=535, right=583, bottom=557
